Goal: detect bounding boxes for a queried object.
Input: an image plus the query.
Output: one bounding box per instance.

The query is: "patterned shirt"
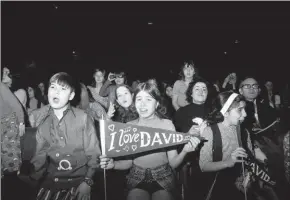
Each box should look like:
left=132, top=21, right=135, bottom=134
left=1, top=83, right=24, bottom=174
left=284, top=132, right=290, bottom=183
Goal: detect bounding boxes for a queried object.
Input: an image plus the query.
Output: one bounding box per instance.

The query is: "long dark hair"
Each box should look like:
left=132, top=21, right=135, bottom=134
left=26, top=85, right=42, bottom=109
left=91, top=68, right=106, bottom=88
left=133, top=79, right=168, bottom=119
left=178, top=60, right=199, bottom=81
left=113, top=85, right=138, bottom=123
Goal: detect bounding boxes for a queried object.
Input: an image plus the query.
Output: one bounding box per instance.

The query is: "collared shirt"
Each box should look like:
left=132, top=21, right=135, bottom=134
left=30, top=105, right=101, bottom=183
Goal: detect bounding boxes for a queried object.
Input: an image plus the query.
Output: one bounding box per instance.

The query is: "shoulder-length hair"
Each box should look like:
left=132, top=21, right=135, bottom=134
left=133, top=79, right=168, bottom=119
left=91, top=68, right=106, bottom=87
left=113, top=85, right=138, bottom=123
left=179, top=60, right=199, bottom=81
left=26, top=85, right=42, bottom=109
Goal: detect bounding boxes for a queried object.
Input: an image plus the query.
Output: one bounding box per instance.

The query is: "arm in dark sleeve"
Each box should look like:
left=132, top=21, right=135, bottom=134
left=83, top=114, right=101, bottom=178
left=173, top=110, right=182, bottom=132
left=108, top=86, right=117, bottom=104
left=30, top=129, right=49, bottom=180
left=0, top=83, right=24, bottom=123
left=99, top=80, right=113, bottom=97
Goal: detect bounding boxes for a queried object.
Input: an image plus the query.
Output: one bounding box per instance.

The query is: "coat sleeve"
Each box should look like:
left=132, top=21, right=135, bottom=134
left=83, top=114, right=102, bottom=178
left=30, top=129, right=49, bottom=180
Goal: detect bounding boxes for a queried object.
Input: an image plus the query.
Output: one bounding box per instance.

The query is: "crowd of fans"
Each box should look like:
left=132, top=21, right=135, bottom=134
left=1, top=60, right=290, bottom=200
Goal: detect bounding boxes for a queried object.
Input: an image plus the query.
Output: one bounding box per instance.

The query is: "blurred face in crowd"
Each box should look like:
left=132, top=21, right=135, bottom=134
left=38, top=82, right=45, bottom=94
left=94, top=71, right=105, bottom=84
left=183, top=64, right=195, bottom=79
left=191, top=82, right=208, bottom=105
left=115, top=73, right=125, bottom=85
left=228, top=73, right=237, bottom=84
left=265, top=81, right=273, bottom=92
left=239, top=78, right=259, bottom=101
left=2, top=67, right=12, bottom=87
left=116, top=86, right=133, bottom=109
left=27, top=87, right=35, bottom=99
left=166, top=86, right=173, bottom=98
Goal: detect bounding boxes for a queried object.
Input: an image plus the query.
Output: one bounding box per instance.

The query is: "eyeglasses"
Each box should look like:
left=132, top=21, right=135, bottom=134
left=116, top=75, right=124, bottom=78
left=241, top=84, right=259, bottom=89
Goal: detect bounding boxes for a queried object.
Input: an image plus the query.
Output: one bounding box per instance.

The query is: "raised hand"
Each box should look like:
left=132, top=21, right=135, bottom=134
left=107, top=102, right=116, bottom=119
left=108, top=72, right=116, bottom=82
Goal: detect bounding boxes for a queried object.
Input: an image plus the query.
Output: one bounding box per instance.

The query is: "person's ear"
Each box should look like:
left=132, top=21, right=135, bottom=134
left=239, top=88, right=243, bottom=95
left=116, top=98, right=121, bottom=105
left=155, top=102, right=159, bottom=109
left=69, top=91, right=75, bottom=101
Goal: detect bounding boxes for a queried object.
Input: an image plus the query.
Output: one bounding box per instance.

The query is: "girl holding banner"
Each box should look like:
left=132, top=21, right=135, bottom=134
left=199, top=91, right=273, bottom=200
left=100, top=79, right=201, bottom=200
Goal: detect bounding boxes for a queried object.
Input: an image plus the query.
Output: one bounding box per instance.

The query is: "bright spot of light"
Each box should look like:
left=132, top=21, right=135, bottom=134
left=148, top=22, right=153, bottom=25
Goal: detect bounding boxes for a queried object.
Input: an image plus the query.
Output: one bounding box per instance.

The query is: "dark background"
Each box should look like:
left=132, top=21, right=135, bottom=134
left=2, top=1, right=290, bottom=86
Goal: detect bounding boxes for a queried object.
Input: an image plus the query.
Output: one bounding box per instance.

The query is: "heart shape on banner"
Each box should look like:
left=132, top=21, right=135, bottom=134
left=132, top=145, right=137, bottom=151
left=108, top=124, right=115, bottom=132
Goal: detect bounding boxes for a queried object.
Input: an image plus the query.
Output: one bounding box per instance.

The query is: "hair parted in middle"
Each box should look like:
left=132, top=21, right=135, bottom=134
left=133, top=79, right=168, bottom=119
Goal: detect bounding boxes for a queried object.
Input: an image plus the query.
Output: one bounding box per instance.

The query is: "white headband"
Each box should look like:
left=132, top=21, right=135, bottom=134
left=220, top=93, right=239, bottom=116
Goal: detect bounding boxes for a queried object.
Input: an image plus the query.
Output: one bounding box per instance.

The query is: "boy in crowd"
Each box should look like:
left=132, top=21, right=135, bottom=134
left=29, top=72, right=101, bottom=200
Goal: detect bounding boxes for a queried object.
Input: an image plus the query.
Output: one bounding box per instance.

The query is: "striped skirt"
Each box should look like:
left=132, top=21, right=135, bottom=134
left=36, top=187, right=77, bottom=200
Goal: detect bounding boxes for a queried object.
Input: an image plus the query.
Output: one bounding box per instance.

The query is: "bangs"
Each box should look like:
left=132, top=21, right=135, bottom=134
left=49, top=72, right=75, bottom=91
left=115, top=72, right=126, bottom=78
left=134, top=80, right=160, bottom=101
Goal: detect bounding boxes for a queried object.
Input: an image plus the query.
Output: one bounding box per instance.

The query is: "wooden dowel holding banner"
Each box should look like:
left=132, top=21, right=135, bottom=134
left=100, top=116, right=106, bottom=155
left=237, top=125, right=247, bottom=200
left=100, top=115, right=107, bottom=200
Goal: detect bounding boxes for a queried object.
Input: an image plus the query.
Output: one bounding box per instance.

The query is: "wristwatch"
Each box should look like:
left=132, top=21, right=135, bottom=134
left=83, top=177, right=94, bottom=187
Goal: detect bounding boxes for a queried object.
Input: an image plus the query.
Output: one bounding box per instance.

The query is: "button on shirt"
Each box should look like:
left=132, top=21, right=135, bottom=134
left=30, top=105, right=101, bottom=181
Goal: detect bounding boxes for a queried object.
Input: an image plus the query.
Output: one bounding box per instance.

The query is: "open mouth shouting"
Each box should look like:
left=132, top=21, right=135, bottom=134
left=52, top=97, right=60, bottom=104
left=138, top=108, right=148, bottom=115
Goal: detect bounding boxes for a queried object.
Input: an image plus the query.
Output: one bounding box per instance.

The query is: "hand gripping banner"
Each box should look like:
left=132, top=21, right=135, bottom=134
left=244, top=156, right=276, bottom=186
left=99, top=119, right=201, bottom=158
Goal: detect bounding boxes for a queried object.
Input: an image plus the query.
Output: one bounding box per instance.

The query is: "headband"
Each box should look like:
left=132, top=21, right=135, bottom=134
left=220, top=93, right=239, bottom=116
